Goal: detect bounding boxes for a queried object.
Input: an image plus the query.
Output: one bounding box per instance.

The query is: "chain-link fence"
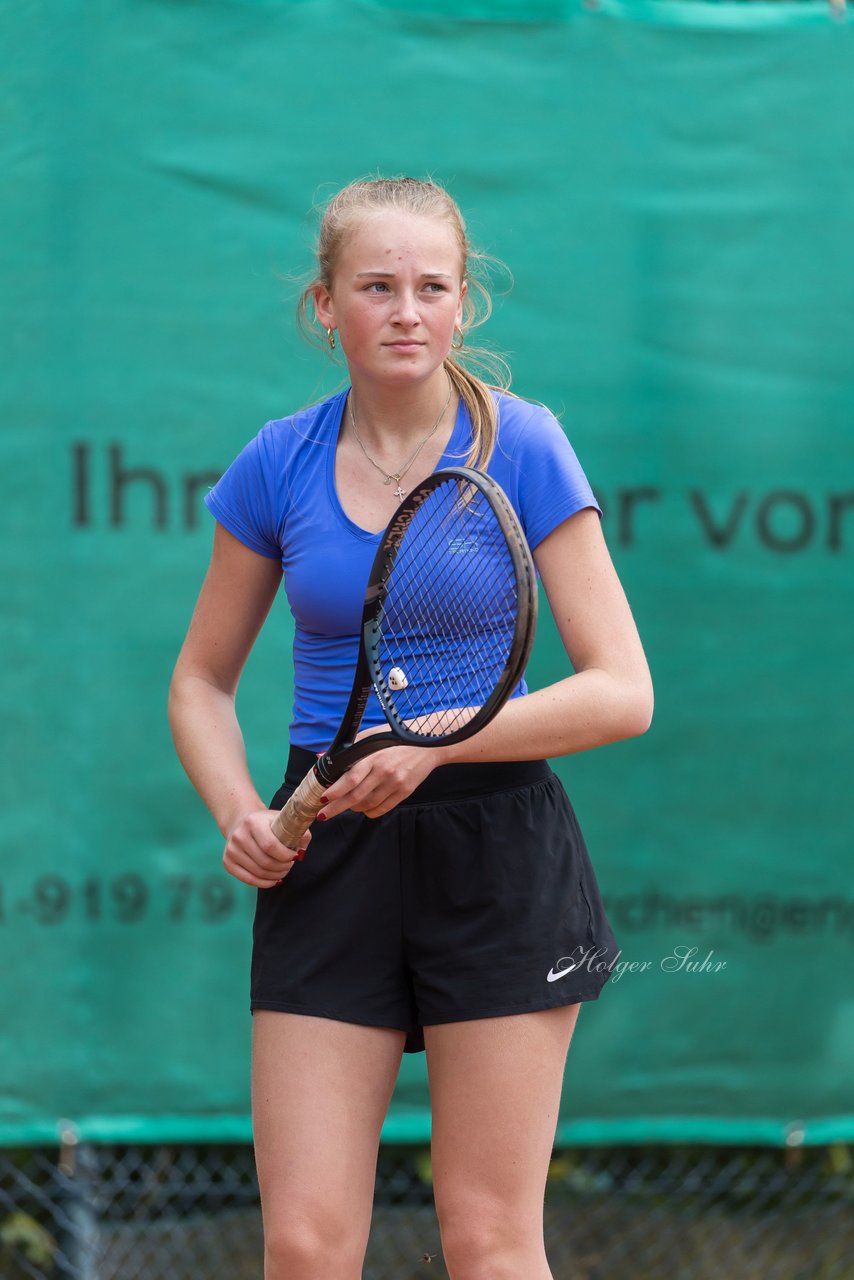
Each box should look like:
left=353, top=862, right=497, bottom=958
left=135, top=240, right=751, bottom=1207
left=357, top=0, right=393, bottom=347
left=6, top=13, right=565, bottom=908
left=1, top=1139, right=852, bottom=1280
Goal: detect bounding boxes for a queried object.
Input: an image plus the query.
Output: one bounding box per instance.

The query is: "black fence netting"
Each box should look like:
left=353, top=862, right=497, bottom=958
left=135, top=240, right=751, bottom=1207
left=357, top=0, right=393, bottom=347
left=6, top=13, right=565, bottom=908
left=1, top=1141, right=852, bottom=1280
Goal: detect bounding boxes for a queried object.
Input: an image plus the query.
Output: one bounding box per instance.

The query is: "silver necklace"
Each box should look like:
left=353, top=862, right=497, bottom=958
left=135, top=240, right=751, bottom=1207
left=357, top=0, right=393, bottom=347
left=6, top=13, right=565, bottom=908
left=347, top=379, right=452, bottom=501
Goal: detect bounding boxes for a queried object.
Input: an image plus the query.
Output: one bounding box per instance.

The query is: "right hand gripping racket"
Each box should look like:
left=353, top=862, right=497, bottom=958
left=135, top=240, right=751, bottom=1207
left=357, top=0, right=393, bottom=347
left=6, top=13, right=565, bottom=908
left=270, top=467, right=537, bottom=848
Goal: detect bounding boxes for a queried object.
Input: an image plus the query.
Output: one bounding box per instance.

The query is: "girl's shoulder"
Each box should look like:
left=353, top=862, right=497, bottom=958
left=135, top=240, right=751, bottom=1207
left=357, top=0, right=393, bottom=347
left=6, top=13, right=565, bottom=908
left=204, top=389, right=347, bottom=557
left=256, top=387, right=347, bottom=456
left=485, top=389, right=601, bottom=548
left=491, top=388, right=570, bottom=459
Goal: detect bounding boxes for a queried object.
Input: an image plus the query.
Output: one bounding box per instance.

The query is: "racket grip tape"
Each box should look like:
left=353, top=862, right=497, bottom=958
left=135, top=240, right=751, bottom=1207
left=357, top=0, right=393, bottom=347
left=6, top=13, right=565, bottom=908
left=270, top=768, right=327, bottom=849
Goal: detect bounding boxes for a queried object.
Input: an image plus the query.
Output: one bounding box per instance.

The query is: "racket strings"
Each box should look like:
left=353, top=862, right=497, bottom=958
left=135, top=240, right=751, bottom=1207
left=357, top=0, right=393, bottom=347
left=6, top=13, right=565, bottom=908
left=388, top=534, right=512, bottom=640
left=375, top=478, right=520, bottom=739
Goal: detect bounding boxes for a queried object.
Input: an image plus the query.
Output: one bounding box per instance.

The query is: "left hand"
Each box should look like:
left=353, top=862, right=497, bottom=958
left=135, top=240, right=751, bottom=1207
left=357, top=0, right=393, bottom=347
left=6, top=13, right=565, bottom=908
left=317, top=737, right=444, bottom=820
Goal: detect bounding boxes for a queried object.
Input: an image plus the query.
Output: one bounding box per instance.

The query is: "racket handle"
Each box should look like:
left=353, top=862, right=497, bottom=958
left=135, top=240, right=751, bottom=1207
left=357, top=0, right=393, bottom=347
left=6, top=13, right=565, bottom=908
left=270, top=767, right=327, bottom=849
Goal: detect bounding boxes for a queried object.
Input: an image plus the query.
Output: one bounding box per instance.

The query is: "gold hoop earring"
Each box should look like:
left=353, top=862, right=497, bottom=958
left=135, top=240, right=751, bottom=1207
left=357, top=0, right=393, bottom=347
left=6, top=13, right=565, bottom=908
left=452, top=327, right=465, bottom=351
left=326, top=327, right=336, bottom=351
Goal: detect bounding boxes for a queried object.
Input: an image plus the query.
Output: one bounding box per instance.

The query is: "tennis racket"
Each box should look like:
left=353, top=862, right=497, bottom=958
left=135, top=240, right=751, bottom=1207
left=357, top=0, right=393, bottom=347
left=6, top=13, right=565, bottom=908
left=270, top=466, right=537, bottom=848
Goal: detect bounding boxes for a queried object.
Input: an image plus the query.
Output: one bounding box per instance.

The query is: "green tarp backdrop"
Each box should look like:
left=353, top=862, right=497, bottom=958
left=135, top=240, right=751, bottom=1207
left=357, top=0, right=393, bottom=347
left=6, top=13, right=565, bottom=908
left=2, top=0, right=852, bottom=1146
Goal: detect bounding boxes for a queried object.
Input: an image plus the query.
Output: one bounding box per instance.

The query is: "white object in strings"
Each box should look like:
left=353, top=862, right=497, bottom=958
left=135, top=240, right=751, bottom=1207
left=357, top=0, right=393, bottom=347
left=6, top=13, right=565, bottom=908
left=387, top=667, right=408, bottom=691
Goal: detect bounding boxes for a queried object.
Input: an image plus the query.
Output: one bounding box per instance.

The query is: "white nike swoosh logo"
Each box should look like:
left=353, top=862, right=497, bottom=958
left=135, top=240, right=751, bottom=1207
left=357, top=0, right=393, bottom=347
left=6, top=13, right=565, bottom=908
left=546, top=961, right=580, bottom=983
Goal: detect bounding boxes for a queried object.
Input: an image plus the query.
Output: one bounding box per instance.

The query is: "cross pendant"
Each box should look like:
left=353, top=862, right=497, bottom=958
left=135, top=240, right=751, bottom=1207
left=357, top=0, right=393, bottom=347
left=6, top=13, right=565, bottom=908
left=393, top=484, right=406, bottom=500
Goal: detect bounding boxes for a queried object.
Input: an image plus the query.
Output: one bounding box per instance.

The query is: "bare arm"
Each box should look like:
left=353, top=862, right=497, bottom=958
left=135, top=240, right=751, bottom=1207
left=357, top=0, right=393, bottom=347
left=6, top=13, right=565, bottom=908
left=442, top=506, right=654, bottom=762
left=168, top=523, right=310, bottom=884
left=319, top=507, right=653, bottom=818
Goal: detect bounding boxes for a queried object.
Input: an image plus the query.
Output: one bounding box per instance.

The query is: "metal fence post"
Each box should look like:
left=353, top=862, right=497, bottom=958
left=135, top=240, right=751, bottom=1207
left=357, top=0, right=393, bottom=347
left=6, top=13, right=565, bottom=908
left=57, top=1123, right=101, bottom=1280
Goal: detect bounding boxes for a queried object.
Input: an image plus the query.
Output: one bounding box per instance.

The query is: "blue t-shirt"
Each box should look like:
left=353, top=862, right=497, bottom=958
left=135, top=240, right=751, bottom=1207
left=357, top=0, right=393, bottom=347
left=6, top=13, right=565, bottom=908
left=205, top=388, right=601, bottom=751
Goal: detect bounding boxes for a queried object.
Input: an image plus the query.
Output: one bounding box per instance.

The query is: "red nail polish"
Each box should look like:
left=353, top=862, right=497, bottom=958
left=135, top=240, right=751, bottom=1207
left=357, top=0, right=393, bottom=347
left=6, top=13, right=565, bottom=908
left=274, top=879, right=283, bottom=886
left=316, top=812, right=327, bottom=823
left=295, top=849, right=306, bottom=862
left=320, top=795, right=329, bottom=804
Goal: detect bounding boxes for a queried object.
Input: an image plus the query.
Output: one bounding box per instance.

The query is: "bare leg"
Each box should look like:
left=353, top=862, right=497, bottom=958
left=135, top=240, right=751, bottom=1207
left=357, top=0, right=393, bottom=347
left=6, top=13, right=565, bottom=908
left=425, top=1004, right=581, bottom=1280
left=251, top=1011, right=405, bottom=1280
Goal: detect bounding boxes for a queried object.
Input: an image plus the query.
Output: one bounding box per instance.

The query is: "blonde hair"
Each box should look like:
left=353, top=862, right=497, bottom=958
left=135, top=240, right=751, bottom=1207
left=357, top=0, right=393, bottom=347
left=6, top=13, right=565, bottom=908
left=298, top=177, right=510, bottom=470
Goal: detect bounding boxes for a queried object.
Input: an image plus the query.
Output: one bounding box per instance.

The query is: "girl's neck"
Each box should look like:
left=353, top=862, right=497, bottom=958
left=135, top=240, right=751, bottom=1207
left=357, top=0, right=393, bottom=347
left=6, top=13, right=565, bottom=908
left=346, top=371, right=455, bottom=451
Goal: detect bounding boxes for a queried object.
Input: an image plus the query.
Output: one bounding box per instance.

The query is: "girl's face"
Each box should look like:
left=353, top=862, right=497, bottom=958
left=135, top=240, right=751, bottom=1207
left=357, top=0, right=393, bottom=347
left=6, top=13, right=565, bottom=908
left=314, top=210, right=466, bottom=388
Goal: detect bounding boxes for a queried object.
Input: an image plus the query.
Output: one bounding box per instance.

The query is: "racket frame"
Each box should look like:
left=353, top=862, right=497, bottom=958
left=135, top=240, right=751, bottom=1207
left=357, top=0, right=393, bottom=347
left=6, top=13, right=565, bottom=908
left=270, top=466, right=537, bottom=845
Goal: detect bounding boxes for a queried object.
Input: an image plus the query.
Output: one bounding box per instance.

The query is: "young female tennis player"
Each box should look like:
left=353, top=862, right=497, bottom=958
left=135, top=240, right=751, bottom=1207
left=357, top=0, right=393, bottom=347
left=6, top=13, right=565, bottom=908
left=169, top=176, right=653, bottom=1280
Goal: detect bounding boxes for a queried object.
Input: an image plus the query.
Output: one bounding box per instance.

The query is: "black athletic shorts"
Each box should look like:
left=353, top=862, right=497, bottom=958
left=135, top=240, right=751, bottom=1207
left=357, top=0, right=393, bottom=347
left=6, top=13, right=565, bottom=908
left=250, top=746, right=620, bottom=1053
